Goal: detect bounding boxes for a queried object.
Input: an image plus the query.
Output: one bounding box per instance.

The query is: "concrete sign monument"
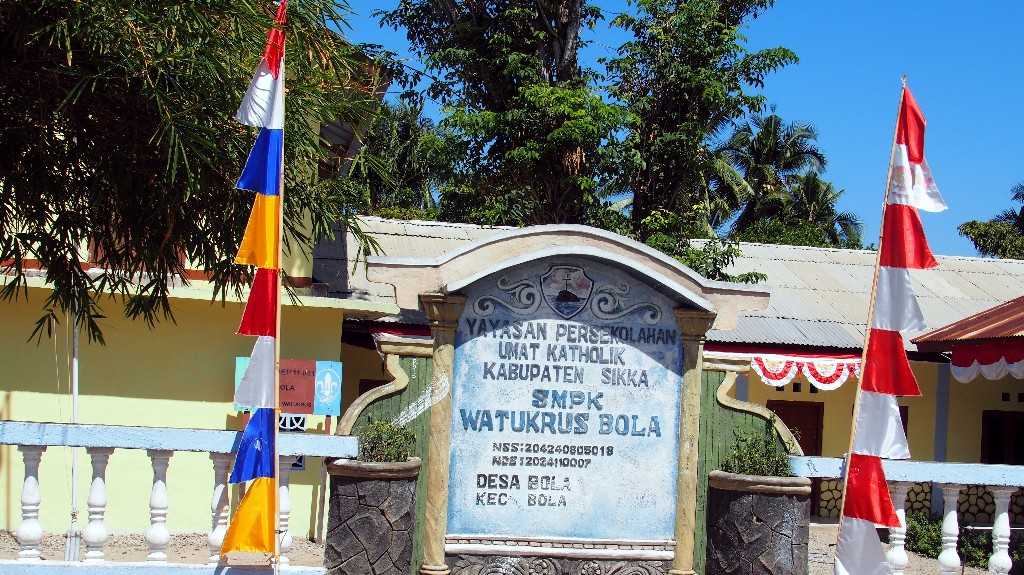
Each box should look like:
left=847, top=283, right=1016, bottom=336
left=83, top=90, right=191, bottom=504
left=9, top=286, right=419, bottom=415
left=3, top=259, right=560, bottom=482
left=361, top=225, right=770, bottom=575
left=448, top=259, right=683, bottom=542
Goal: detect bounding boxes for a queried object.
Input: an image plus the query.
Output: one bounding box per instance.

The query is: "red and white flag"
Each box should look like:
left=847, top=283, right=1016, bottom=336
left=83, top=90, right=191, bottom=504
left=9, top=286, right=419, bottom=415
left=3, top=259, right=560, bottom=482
left=835, top=85, right=946, bottom=575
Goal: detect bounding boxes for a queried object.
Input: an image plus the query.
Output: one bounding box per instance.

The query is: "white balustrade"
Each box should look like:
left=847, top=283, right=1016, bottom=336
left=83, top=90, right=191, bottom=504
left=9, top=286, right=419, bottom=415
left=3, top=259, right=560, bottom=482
left=145, top=449, right=173, bottom=562
left=207, top=452, right=233, bottom=564
left=937, top=484, right=964, bottom=575
left=278, top=455, right=298, bottom=564
left=988, top=486, right=1016, bottom=575
left=886, top=481, right=913, bottom=575
left=82, top=447, right=114, bottom=563
left=15, top=445, right=46, bottom=561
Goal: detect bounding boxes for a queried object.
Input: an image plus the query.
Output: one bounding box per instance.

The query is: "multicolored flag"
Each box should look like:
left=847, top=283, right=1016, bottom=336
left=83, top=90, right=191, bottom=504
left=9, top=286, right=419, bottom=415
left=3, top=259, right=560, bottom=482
left=222, top=0, right=287, bottom=557
left=835, top=84, right=947, bottom=575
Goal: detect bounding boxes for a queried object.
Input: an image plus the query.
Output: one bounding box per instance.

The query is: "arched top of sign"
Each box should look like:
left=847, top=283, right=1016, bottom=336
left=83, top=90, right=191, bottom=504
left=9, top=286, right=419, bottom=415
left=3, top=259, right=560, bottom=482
left=470, top=263, right=664, bottom=326
left=365, top=223, right=770, bottom=331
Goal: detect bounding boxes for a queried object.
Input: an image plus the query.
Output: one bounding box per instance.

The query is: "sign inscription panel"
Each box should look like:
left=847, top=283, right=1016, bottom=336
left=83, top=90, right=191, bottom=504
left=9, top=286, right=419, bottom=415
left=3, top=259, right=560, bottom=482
left=447, top=259, right=683, bottom=541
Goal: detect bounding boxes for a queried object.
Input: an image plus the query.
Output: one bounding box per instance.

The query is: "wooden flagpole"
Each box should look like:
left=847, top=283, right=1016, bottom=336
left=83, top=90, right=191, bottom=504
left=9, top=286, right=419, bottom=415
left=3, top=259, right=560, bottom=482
left=835, top=76, right=907, bottom=542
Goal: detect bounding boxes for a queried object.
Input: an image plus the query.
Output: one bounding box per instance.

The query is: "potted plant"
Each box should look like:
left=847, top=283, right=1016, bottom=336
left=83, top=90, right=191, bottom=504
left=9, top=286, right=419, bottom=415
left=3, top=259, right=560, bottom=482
left=706, top=418, right=811, bottom=575
left=325, top=418, right=421, bottom=575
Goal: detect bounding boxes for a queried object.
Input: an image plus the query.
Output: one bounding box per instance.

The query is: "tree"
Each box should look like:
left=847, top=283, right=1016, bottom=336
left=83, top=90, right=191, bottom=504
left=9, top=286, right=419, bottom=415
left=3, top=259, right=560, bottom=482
left=0, top=0, right=382, bottom=342
left=339, top=100, right=452, bottom=221
left=380, top=1, right=625, bottom=226
left=605, top=0, right=796, bottom=238
left=784, top=172, right=862, bottom=247
left=958, top=182, right=1024, bottom=259
left=721, top=108, right=826, bottom=233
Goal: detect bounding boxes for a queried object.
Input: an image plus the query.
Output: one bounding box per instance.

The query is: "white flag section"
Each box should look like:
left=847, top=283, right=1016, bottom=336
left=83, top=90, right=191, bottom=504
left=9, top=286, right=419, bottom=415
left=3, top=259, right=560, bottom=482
left=851, top=391, right=911, bottom=459
left=234, top=336, right=276, bottom=409
left=871, top=267, right=926, bottom=332
left=835, top=517, right=893, bottom=575
left=887, top=145, right=947, bottom=213
left=236, top=58, right=284, bottom=130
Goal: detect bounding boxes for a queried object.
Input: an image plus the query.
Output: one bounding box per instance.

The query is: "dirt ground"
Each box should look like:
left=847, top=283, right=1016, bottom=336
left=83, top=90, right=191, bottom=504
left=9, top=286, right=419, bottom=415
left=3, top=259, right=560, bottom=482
left=0, top=525, right=992, bottom=573
left=808, top=522, right=988, bottom=575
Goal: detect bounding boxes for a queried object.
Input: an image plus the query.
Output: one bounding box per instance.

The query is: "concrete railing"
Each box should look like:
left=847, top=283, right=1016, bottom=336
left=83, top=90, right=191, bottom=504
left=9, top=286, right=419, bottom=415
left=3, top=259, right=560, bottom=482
left=793, top=456, right=1024, bottom=575
left=1, top=420, right=357, bottom=573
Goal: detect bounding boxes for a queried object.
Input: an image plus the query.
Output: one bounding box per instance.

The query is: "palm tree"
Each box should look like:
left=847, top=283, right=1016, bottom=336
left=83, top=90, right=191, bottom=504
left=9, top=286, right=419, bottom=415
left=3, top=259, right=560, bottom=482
left=722, top=109, right=826, bottom=233
left=786, top=172, right=863, bottom=247
left=992, top=182, right=1024, bottom=231
left=959, top=181, right=1024, bottom=258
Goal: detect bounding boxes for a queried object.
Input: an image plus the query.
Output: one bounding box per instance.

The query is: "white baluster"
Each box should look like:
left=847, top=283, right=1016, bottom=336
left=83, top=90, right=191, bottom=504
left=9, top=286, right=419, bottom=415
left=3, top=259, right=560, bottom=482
left=938, top=483, right=964, bottom=575
left=886, top=481, right=913, bottom=575
left=278, top=455, right=298, bottom=564
left=207, top=452, right=233, bottom=564
left=15, top=446, right=46, bottom=561
left=145, top=450, right=173, bottom=562
left=988, top=486, right=1015, bottom=575
left=82, top=447, right=114, bottom=563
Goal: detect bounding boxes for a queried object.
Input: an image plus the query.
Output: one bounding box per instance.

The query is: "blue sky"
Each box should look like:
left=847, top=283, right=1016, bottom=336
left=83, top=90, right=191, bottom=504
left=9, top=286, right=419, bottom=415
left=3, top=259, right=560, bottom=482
left=341, top=1, right=1022, bottom=257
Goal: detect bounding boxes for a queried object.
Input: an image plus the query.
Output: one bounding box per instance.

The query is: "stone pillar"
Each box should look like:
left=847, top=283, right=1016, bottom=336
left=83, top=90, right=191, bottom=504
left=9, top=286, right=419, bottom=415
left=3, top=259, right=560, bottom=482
left=278, top=455, right=298, bottom=565
left=207, top=452, right=233, bottom=564
left=670, top=308, right=716, bottom=575
left=83, top=447, right=115, bottom=563
left=145, top=450, right=173, bottom=563
left=938, top=484, right=963, bottom=575
left=418, top=293, right=466, bottom=575
left=886, top=481, right=913, bottom=575
left=15, top=445, right=46, bottom=561
left=988, top=486, right=1015, bottom=575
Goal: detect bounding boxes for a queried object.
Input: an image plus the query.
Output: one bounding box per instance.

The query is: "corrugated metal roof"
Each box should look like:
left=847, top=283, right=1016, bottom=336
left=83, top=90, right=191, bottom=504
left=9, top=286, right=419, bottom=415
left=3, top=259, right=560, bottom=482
left=327, top=219, right=1024, bottom=353
left=914, top=295, right=1024, bottom=351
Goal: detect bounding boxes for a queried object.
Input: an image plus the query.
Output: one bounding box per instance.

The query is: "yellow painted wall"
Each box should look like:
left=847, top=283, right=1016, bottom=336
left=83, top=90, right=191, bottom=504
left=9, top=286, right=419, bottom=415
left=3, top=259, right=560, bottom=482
left=739, top=360, right=941, bottom=461
left=945, top=374, right=1024, bottom=463
left=1, top=286, right=346, bottom=538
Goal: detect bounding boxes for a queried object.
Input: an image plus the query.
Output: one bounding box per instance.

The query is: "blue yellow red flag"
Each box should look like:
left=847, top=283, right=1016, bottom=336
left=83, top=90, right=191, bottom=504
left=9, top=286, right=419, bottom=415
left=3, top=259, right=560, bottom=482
left=229, top=408, right=276, bottom=484
left=220, top=477, right=276, bottom=555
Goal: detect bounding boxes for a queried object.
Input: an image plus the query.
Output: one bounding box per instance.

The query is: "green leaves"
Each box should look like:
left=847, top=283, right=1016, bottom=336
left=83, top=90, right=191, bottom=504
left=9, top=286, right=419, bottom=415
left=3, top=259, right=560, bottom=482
left=0, top=0, right=382, bottom=343
left=959, top=182, right=1024, bottom=259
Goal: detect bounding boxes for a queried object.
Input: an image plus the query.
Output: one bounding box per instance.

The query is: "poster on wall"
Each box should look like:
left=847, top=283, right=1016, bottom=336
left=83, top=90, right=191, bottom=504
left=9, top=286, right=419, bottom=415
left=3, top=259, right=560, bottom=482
left=447, top=259, right=684, bottom=542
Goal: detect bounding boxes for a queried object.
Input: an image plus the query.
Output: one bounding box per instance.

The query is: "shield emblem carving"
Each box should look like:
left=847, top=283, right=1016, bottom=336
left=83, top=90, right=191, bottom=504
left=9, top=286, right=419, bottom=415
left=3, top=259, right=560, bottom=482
left=541, top=265, right=593, bottom=319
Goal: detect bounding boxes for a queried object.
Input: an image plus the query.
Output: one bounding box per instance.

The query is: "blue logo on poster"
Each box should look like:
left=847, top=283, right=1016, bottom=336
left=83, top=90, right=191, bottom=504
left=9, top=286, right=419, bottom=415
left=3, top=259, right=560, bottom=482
left=313, top=362, right=342, bottom=415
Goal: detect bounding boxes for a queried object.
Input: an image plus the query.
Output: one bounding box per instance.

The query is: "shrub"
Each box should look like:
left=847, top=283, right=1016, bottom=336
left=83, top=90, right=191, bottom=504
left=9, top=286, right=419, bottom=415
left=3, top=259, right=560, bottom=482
left=358, top=418, right=415, bottom=463
left=905, top=512, right=1024, bottom=574
left=719, top=417, right=792, bottom=477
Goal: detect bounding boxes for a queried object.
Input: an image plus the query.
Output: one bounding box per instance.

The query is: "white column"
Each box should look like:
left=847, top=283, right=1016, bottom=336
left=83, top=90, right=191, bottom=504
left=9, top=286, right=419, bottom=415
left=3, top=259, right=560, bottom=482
left=988, top=486, right=1016, bottom=575
left=886, top=481, right=913, bottom=575
left=207, top=452, right=233, bottom=564
left=278, top=455, right=298, bottom=565
left=15, top=446, right=46, bottom=561
left=144, top=450, right=173, bottom=562
left=938, top=484, right=964, bottom=575
left=82, top=447, right=114, bottom=563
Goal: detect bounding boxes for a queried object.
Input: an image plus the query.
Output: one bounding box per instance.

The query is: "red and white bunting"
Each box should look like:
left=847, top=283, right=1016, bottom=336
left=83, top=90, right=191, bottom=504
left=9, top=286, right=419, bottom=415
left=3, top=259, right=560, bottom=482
left=951, top=340, right=1024, bottom=383
left=750, top=355, right=861, bottom=390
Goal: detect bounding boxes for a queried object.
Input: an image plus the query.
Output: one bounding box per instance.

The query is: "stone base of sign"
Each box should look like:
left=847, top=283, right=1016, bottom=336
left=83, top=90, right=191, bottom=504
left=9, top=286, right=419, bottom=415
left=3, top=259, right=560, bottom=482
left=446, top=554, right=671, bottom=575
left=325, top=457, right=421, bottom=575
left=705, top=471, right=811, bottom=575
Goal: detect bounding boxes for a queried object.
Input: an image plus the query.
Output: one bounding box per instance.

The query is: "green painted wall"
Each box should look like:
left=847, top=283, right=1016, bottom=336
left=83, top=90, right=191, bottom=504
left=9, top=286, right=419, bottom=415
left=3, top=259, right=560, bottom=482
left=694, top=370, right=784, bottom=575
left=350, top=355, right=434, bottom=575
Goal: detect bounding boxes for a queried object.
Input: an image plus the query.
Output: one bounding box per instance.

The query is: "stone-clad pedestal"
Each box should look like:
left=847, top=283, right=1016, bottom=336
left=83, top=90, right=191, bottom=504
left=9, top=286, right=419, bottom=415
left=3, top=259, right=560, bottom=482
left=325, top=458, right=421, bottom=575
left=705, top=471, right=811, bottom=575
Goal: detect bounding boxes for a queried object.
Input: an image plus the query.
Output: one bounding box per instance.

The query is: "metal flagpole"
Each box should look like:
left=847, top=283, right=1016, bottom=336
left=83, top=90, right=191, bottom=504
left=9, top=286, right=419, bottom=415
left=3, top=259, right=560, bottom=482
left=65, top=305, right=81, bottom=560
left=273, top=25, right=285, bottom=572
